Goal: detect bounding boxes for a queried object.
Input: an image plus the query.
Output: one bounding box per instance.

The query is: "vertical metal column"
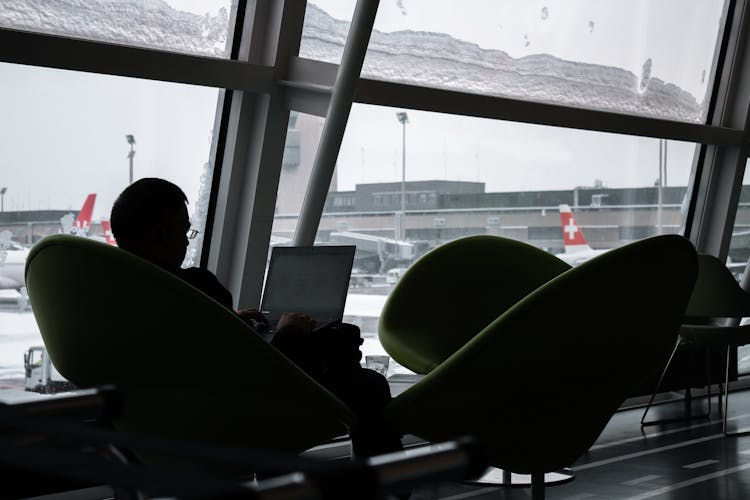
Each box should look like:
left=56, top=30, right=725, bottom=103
left=293, top=0, right=380, bottom=246
left=397, top=111, right=408, bottom=241
left=690, top=0, right=750, bottom=257
left=657, top=139, right=663, bottom=235
left=207, top=0, right=307, bottom=308
left=401, top=120, right=406, bottom=240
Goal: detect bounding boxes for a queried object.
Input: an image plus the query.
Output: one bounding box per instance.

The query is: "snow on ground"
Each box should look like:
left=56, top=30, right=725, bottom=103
left=0, top=309, right=42, bottom=379
left=344, top=293, right=387, bottom=318
left=0, top=292, right=412, bottom=382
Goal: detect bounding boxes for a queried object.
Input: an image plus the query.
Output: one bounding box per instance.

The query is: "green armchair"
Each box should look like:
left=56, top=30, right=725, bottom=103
left=379, top=235, right=571, bottom=374
left=384, top=235, right=697, bottom=499
left=24, top=235, right=354, bottom=464
left=641, top=253, right=750, bottom=435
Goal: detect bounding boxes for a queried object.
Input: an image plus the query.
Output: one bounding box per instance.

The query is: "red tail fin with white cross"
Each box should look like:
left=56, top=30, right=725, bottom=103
left=559, top=204, right=593, bottom=254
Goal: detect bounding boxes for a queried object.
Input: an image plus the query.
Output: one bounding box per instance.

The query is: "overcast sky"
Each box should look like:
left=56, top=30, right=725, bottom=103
left=314, top=0, right=723, bottom=192
left=0, top=63, right=217, bottom=219
left=0, top=0, right=727, bottom=219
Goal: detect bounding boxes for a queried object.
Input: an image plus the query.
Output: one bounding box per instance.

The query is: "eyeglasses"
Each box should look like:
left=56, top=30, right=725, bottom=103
left=186, top=228, right=199, bottom=240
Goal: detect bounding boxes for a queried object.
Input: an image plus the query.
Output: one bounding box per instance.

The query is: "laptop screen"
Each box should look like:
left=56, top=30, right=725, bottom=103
left=260, top=245, right=356, bottom=325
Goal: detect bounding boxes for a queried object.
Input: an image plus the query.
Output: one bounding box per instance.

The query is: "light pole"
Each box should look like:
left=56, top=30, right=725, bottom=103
left=657, top=138, right=667, bottom=235
left=0, top=187, right=6, bottom=213
left=126, top=134, right=136, bottom=185
left=396, top=112, right=409, bottom=241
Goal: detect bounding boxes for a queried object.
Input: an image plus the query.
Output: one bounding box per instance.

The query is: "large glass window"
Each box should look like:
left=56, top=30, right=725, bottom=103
left=727, top=160, right=750, bottom=374
left=728, top=160, right=750, bottom=280
left=272, top=111, right=326, bottom=245
left=307, top=104, right=697, bottom=372
left=301, top=2, right=355, bottom=65
left=1, top=0, right=234, bottom=58
left=0, top=62, right=220, bottom=388
left=303, top=0, right=727, bottom=123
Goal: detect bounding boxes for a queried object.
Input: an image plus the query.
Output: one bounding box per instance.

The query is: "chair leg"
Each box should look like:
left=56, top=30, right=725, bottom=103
left=502, top=469, right=512, bottom=486
left=705, top=347, right=712, bottom=417
left=465, top=468, right=574, bottom=488
left=683, top=387, right=692, bottom=415
left=641, top=338, right=710, bottom=426
left=642, top=338, right=716, bottom=426
left=724, top=345, right=730, bottom=434
left=641, top=338, right=680, bottom=425
left=723, top=345, right=750, bottom=437
left=531, top=472, right=545, bottom=500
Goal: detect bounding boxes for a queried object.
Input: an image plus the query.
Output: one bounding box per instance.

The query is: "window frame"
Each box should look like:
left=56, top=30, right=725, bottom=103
left=0, top=0, right=749, bottom=303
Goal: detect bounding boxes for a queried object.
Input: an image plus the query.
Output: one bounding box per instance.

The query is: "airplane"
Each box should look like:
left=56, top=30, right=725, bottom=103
left=87, top=219, right=117, bottom=246
left=0, top=230, right=28, bottom=292
left=557, top=204, right=747, bottom=275
left=0, top=194, right=100, bottom=303
left=556, top=204, right=608, bottom=266
left=100, top=220, right=117, bottom=246
left=59, top=193, right=96, bottom=236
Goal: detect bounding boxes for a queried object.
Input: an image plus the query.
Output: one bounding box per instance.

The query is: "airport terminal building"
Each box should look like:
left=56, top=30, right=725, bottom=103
left=273, top=180, right=750, bottom=272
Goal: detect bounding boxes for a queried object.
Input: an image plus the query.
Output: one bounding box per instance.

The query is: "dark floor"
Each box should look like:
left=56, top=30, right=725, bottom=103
left=7, top=381, right=750, bottom=499
left=304, top=375, right=750, bottom=499
left=397, top=390, right=750, bottom=499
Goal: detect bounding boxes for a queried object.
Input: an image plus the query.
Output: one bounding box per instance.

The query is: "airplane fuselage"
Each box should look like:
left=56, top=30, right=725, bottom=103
left=557, top=248, right=608, bottom=266
left=0, top=248, right=29, bottom=290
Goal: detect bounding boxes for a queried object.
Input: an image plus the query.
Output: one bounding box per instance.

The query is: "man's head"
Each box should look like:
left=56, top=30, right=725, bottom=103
left=110, top=178, right=191, bottom=270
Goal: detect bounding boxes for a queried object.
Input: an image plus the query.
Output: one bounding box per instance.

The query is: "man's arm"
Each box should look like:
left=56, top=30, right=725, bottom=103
left=176, top=267, right=234, bottom=310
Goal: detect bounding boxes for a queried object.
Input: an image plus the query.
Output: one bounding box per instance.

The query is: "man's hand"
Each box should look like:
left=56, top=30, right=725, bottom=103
left=237, top=307, right=267, bottom=323
left=237, top=308, right=269, bottom=331
left=278, top=312, right=316, bottom=333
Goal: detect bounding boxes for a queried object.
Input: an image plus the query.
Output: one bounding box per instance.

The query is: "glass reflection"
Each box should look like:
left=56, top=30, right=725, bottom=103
left=1, top=0, right=235, bottom=58
left=302, top=0, right=728, bottom=123
left=279, top=104, right=698, bottom=372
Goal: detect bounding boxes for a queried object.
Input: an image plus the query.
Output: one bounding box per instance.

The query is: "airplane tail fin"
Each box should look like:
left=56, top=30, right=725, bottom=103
left=559, top=204, right=593, bottom=253
left=73, top=194, right=96, bottom=236
left=101, top=220, right=117, bottom=246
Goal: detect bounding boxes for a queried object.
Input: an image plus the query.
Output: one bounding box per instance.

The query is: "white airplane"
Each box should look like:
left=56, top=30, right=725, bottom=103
left=0, top=230, right=29, bottom=291
left=0, top=194, right=99, bottom=297
left=556, top=204, right=608, bottom=266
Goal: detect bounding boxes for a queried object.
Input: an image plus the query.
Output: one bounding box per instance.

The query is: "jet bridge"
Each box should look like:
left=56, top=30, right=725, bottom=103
left=328, top=231, right=415, bottom=272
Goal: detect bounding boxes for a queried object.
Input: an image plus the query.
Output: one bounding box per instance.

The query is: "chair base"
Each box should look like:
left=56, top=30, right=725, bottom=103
left=641, top=340, right=720, bottom=428
left=726, top=428, right=750, bottom=437
left=464, top=466, right=575, bottom=486
left=641, top=408, right=712, bottom=427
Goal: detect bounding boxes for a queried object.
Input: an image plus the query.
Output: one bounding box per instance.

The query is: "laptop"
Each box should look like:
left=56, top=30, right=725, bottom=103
left=260, top=245, right=356, bottom=334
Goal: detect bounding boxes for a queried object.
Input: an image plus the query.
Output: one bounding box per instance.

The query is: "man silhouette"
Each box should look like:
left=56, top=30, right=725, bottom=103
left=110, top=178, right=403, bottom=458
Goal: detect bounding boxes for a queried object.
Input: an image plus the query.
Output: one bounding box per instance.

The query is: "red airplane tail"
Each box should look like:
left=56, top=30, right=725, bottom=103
left=101, top=220, right=117, bottom=246
left=559, top=204, right=592, bottom=253
left=73, top=194, right=96, bottom=236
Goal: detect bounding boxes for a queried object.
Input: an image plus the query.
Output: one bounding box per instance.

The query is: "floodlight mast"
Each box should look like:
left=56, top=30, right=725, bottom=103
left=126, top=134, right=136, bottom=185
left=397, top=112, right=409, bottom=241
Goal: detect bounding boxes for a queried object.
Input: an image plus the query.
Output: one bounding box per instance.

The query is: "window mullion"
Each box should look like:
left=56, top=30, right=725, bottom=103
left=691, top=0, right=750, bottom=257
left=293, top=0, right=380, bottom=245
left=354, top=78, right=743, bottom=146
left=0, top=27, right=274, bottom=93
left=207, top=0, right=306, bottom=309
left=282, top=56, right=743, bottom=146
